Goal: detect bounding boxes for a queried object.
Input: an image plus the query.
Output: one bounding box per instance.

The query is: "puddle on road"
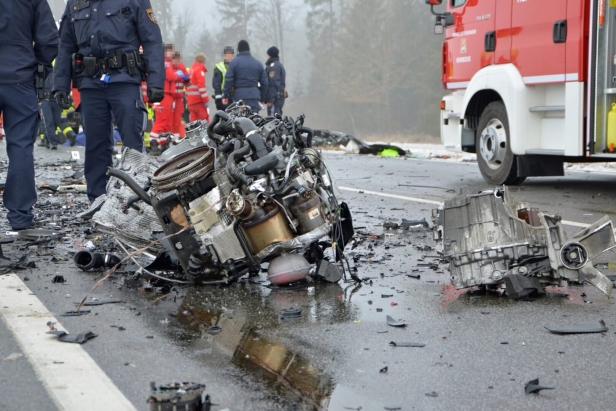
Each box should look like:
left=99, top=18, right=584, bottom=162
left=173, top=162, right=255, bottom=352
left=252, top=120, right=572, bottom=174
left=164, top=284, right=359, bottom=410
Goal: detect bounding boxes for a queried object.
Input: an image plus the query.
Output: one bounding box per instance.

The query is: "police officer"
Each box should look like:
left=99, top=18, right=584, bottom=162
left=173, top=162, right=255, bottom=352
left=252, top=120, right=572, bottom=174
left=223, top=40, right=267, bottom=113
left=264, top=46, right=287, bottom=117
left=40, top=66, right=77, bottom=149
left=212, top=46, right=234, bottom=111
left=0, top=0, right=58, bottom=230
left=54, top=0, right=165, bottom=202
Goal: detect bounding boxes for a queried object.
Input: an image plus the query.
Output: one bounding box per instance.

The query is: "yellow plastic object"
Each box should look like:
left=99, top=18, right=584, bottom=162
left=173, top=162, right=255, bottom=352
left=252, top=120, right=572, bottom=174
left=611, top=0, right=616, bottom=8
left=379, top=148, right=400, bottom=158
left=608, top=103, right=616, bottom=152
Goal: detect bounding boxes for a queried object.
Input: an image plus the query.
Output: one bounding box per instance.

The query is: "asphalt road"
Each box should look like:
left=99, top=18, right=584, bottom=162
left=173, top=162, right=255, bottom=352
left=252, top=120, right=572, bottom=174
left=2, top=146, right=616, bottom=411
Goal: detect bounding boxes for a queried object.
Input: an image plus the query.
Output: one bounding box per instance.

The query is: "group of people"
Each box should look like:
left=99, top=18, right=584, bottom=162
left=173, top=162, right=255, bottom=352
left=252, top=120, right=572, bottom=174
left=151, top=40, right=287, bottom=143
left=0, top=0, right=287, bottom=231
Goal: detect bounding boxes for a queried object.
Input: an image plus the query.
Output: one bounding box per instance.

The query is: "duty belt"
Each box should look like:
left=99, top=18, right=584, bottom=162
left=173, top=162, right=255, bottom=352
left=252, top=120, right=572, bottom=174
left=73, top=50, right=145, bottom=79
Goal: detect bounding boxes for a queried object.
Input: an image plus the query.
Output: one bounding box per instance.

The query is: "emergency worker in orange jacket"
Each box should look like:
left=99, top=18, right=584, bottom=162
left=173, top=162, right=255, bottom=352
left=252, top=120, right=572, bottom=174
left=186, top=54, right=209, bottom=122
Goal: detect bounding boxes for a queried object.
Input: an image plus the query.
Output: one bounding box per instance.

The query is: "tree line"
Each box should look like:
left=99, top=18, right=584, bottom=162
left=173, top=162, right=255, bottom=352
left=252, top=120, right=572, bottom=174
left=151, top=0, right=443, bottom=138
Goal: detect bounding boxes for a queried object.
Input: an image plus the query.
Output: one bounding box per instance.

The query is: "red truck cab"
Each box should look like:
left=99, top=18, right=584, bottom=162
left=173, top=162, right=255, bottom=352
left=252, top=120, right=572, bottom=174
left=427, top=0, right=615, bottom=185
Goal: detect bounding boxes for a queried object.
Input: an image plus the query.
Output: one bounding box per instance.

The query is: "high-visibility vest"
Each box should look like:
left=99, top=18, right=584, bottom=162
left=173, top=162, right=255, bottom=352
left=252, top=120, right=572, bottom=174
left=216, top=61, right=228, bottom=91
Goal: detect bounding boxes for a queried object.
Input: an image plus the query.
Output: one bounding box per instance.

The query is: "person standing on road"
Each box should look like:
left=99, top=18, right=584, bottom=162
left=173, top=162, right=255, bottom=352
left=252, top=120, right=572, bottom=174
left=187, top=53, right=210, bottom=122
left=223, top=40, right=268, bottom=113
left=0, top=0, right=58, bottom=230
left=264, top=46, right=287, bottom=117
left=54, top=0, right=165, bottom=202
left=212, top=46, right=234, bottom=111
left=171, top=51, right=189, bottom=138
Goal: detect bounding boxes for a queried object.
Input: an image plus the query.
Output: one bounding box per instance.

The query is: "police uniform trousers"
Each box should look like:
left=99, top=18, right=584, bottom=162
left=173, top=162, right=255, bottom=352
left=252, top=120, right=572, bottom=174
left=267, top=98, right=285, bottom=117
left=80, top=83, right=147, bottom=202
left=40, top=99, right=64, bottom=146
left=0, top=82, right=39, bottom=229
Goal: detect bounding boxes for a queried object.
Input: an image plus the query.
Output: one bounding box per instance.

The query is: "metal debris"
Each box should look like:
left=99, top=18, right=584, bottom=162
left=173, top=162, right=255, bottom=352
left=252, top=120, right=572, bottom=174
left=148, top=382, right=211, bottom=411
left=434, top=187, right=616, bottom=297
left=524, top=378, right=555, bottom=395
left=389, top=341, right=425, bottom=348
left=386, top=315, right=407, bottom=328
left=545, top=320, right=608, bottom=335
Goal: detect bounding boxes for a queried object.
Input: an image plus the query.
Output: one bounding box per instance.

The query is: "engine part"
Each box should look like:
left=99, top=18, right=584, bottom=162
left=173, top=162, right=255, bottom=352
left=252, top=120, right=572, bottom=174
left=74, top=251, right=121, bottom=271
left=152, top=146, right=215, bottom=194
left=148, top=382, right=210, bottom=411
left=268, top=254, right=311, bottom=285
left=242, top=207, right=294, bottom=254
left=434, top=188, right=616, bottom=296
left=290, top=193, right=325, bottom=234
left=151, top=190, right=202, bottom=272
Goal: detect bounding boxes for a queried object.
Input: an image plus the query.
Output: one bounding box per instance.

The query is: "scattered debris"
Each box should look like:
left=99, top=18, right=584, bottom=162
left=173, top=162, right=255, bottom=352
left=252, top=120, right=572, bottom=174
left=386, top=315, right=407, bottom=328
left=389, top=341, right=425, bottom=348
left=379, top=366, right=388, bottom=374
left=280, top=307, right=303, bottom=320
left=425, top=391, right=439, bottom=398
left=524, top=378, right=555, bottom=395
left=206, top=325, right=222, bottom=335
left=383, top=218, right=429, bottom=231
left=2, top=353, right=24, bottom=361
left=61, top=310, right=91, bottom=317
left=434, top=187, right=616, bottom=298
left=48, top=330, right=97, bottom=344
left=311, top=129, right=407, bottom=156
left=148, top=382, right=211, bottom=411
left=545, top=320, right=608, bottom=335
left=52, top=275, right=66, bottom=284
left=79, top=299, right=124, bottom=306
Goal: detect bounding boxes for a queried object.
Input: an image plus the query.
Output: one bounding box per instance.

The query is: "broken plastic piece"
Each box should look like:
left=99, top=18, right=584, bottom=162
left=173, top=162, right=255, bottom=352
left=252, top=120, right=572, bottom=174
left=379, top=366, right=388, bottom=373
left=386, top=315, right=407, bottom=328
left=524, top=378, right=555, bottom=395
left=49, top=330, right=97, bottom=344
left=52, top=275, right=66, bottom=284
left=504, top=275, right=544, bottom=300
left=545, top=320, right=608, bottom=335
left=389, top=341, right=425, bottom=348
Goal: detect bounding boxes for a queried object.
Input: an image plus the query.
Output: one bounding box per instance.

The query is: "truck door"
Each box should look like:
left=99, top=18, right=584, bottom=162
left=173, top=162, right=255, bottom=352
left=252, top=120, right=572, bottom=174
left=445, top=0, right=496, bottom=88
left=511, top=0, right=567, bottom=83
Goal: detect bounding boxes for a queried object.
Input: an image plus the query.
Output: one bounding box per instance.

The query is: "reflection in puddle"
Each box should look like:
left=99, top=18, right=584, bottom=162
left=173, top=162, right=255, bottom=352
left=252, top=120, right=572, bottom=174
left=172, top=283, right=359, bottom=410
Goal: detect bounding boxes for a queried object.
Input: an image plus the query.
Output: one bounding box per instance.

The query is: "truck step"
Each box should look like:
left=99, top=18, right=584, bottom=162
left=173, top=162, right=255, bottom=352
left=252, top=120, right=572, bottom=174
left=529, top=105, right=565, bottom=115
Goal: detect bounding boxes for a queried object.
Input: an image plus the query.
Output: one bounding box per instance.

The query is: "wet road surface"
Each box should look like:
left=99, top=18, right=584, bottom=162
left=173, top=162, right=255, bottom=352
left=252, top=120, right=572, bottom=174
left=2, top=146, right=616, bottom=410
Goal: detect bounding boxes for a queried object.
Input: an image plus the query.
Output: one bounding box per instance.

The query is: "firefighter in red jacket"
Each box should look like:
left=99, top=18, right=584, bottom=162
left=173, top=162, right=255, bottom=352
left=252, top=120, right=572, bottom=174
left=186, top=54, right=209, bottom=122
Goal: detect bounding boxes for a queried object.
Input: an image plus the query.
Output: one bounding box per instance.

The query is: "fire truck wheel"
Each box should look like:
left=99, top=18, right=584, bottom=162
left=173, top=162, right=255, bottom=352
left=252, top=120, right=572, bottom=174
left=476, top=101, right=526, bottom=185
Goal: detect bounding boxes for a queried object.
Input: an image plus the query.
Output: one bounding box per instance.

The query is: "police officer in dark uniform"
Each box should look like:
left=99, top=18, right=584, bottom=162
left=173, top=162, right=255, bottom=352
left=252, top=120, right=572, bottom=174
left=223, top=40, right=267, bottom=113
left=54, top=0, right=165, bottom=202
left=264, top=46, right=287, bottom=117
left=0, top=0, right=58, bottom=230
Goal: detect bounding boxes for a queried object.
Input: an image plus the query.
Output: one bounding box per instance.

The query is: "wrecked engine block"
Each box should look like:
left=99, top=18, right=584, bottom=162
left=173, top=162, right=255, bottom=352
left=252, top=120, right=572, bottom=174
left=433, top=188, right=616, bottom=298
left=100, top=103, right=353, bottom=285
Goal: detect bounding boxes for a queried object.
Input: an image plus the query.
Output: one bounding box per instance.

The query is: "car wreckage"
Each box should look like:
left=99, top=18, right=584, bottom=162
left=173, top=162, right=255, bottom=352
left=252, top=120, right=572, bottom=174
left=434, top=188, right=616, bottom=298
left=83, top=103, right=355, bottom=286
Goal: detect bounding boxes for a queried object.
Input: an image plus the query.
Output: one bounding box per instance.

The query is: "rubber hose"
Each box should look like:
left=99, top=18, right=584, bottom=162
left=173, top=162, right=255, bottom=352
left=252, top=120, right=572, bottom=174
left=244, top=152, right=279, bottom=175
left=107, top=168, right=152, bottom=205
left=226, top=144, right=252, bottom=185
left=246, top=132, right=269, bottom=159
left=74, top=251, right=122, bottom=271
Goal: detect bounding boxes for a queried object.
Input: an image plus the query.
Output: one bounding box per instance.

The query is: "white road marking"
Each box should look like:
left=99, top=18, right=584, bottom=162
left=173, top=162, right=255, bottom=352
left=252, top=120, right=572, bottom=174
left=0, top=274, right=136, bottom=411
left=338, top=186, right=591, bottom=229
left=338, top=186, right=443, bottom=206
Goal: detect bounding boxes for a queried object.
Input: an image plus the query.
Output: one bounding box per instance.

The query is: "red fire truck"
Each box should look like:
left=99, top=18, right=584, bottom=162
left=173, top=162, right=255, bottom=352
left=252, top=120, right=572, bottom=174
left=426, top=0, right=616, bottom=184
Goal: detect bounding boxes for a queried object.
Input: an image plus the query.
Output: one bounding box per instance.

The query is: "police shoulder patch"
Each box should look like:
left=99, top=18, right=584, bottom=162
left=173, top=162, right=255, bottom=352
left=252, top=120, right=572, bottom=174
left=146, top=8, right=157, bottom=24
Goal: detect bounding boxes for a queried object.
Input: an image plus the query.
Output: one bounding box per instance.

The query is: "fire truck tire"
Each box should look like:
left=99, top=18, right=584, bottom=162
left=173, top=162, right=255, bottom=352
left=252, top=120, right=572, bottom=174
left=476, top=101, right=526, bottom=185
